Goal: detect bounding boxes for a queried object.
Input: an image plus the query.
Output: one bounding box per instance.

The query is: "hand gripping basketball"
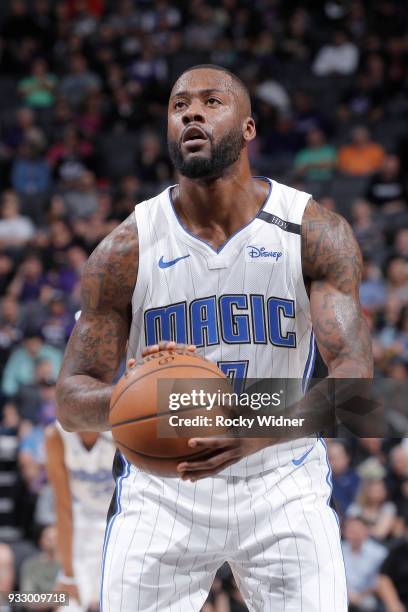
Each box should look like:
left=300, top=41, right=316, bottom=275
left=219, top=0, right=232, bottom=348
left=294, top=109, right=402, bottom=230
left=110, top=342, right=233, bottom=477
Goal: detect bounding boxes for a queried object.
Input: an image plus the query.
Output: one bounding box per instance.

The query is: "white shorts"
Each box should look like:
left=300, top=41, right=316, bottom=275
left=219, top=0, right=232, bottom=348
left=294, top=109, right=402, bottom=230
left=71, top=519, right=106, bottom=610
left=101, top=439, right=347, bottom=612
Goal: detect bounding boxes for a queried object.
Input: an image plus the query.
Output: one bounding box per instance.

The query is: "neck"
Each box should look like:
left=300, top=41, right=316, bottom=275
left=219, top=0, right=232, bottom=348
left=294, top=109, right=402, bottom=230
left=173, top=158, right=269, bottom=238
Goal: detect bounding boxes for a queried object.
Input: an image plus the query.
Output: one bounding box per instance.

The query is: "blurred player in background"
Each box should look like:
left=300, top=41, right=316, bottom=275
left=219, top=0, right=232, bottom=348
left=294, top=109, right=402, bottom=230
left=45, top=424, right=115, bottom=612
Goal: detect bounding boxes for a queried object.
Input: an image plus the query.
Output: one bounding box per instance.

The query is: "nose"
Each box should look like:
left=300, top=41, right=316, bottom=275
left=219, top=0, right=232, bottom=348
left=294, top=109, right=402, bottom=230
left=181, top=100, right=205, bottom=126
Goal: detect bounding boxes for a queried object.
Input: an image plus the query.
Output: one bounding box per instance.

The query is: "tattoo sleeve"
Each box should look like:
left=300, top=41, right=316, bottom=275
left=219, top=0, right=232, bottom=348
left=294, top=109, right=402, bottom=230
left=302, top=198, right=373, bottom=378
left=56, top=215, right=138, bottom=431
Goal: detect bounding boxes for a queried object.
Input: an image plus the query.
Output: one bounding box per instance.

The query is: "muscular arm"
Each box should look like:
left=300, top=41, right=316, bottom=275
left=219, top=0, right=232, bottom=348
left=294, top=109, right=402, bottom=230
left=302, top=198, right=373, bottom=378
left=56, top=215, right=138, bottom=431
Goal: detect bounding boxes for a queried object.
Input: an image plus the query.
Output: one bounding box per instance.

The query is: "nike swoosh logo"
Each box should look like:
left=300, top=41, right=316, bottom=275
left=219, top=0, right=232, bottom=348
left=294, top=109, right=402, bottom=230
left=158, top=255, right=190, bottom=269
left=292, top=446, right=314, bottom=466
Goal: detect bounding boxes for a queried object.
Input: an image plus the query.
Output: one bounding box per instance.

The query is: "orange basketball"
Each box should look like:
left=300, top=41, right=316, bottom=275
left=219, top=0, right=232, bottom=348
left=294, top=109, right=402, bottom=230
left=109, top=350, right=231, bottom=476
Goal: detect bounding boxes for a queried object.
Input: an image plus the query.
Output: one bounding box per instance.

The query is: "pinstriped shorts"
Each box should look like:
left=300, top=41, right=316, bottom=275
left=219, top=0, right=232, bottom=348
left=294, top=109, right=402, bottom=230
left=100, top=439, right=347, bottom=612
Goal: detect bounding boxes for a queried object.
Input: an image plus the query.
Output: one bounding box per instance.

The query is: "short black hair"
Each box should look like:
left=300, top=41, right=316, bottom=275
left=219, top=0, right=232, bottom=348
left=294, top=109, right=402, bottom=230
left=174, top=64, right=251, bottom=114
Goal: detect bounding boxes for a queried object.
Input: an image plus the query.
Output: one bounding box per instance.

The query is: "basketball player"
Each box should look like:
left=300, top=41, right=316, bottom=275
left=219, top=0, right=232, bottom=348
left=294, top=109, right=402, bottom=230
left=56, top=65, right=373, bottom=611
left=45, top=424, right=115, bottom=611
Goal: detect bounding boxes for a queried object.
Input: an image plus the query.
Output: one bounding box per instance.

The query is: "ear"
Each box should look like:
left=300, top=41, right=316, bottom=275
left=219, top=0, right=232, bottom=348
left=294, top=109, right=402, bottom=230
left=243, top=117, right=256, bottom=142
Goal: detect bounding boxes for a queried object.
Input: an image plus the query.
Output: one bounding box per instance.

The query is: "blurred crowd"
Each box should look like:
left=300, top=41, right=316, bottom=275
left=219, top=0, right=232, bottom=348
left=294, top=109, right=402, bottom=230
left=0, top=0, right=407, bottom=610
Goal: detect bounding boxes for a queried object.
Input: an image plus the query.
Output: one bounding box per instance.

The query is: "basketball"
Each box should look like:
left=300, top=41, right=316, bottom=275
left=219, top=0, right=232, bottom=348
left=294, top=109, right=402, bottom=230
left=109, top=350, right=231, bottom=476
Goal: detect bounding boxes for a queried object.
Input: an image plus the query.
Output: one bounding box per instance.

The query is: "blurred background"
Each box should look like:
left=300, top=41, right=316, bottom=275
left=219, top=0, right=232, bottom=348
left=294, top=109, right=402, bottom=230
left=0, top=1, right=407, bottom=611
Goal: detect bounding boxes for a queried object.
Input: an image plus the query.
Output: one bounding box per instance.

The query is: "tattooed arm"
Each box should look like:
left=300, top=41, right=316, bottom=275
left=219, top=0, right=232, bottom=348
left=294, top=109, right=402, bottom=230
left=56, top=215, right=138, bottom=431
left=302, top=198, right=373, bottom=378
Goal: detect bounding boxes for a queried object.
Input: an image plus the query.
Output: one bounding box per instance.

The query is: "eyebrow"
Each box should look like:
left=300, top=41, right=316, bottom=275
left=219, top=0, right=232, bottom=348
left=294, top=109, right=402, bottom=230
left=171, top=88, right=226, bottom=99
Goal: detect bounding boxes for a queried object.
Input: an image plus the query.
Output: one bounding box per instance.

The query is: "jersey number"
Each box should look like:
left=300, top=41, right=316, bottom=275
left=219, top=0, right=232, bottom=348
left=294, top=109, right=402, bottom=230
left=218, top=360, right=248, bottom=394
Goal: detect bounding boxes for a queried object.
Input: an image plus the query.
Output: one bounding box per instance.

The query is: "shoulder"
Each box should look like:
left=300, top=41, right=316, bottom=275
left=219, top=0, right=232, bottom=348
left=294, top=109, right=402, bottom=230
left=86, top=213, right=138, bottom=266
left=301, top=198, right=362, bottom=285
left=81, top=214, right=139, bottom=314
left=302, top=197, right=350, bottom=235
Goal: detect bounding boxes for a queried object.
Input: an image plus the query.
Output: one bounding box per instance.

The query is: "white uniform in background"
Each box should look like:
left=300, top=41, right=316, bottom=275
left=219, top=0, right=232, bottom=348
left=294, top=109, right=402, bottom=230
left=101, top=179, right=347, bottom=612
left=56, top=423, right=115, bottom=611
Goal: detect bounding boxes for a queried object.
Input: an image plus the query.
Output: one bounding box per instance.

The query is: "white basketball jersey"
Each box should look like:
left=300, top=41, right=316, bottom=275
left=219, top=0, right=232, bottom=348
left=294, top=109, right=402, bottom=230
left=128, top=178, right=318, bottom=476
left=56, top=423, right=115, bottom=521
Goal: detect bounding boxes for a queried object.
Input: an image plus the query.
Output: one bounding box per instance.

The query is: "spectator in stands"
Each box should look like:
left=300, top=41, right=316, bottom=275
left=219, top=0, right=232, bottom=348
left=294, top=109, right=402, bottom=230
left=385, top=256, right=408, bottom=305
left=255, top=79, right=291, bottom=115
left=128, top=42, right=168, bottom=88
left=348, top=478, right=397, bottom=541
left=18, top=416, right=48, bottom=496
left=47, top=245, right=85, bottom=304
left=135, top=132, right=171, bottom=189
left=338, top=126, right=385, bottom=176
left=1, top=328, right=62, bottom=397
left=2, top=0, right=39, bottom=48
left=39, top=219, right=74, bottom=269
left=387, top=445, right=408, bottom=508
left=312, top=29, right=359, bottom=76
left=279, top=8, right=313, bottom=64
left=394, top=478, right=408, bottom=537
left=0, top=296, right=22, bottom=375
left=377, top=524, right=408, bottom=612
left=339, top=72, right=385, bottom=123
left=19, top=525, right=59, bottom=593
left=35, top=375, right=56, bottom=427
left=11, top=134, right=50, bottom=199
left=37, top=290, right=74, bottom=348
left=292, top=91, right=331, bottom=139
left=7, top=253, right=46, bottom=303
left=17, top=357, right=55, bottom=423
left=18, top=58, right=57, bottom=110
left=48, top=98, right=73, bottom=142
left=328, top=441, right=360, bottom=517
left=366, top=154, right=407, bottom=211
left=293, top=127, right=337, bottom=182
left=46, top=125, right=94, bottom=183
left=342, top=514, right=387, bottom=612
left=360, top=259, right=386, bottom=314
left=256, top=110, right=302, bottom=163
left=0, top=400, right=22, bottom=545
left=351, top=199, right=385, bottom=263
left=75, top=91, right=104, bottom=139
left=2, top=106, right=37, bottom=153
left=59, top=53, right=101, bottom=109
left=395, top=229, right=408, bottom=259
left=353, top=438, right=387, bottom=468
left=391, top=306, right=408, bottom=362
left=184, top=3, right=223, bottom=52
left=106, top=86, right=145, bottom=132
left=60, top=169, right=98, bottom=220
left=0, top=190, right=35, bottom=249
left=0, top=255, right=15, bottom=299
left=377, top=295, right=404, bottom=351
left=32, top=0, right=55, bottom=53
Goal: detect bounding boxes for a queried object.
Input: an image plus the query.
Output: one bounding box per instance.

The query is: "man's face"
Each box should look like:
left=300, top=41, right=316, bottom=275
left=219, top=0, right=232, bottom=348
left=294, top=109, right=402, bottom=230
left=344, top=518, right=368, bottom=547
left=167, top=69, right=246, bottom=180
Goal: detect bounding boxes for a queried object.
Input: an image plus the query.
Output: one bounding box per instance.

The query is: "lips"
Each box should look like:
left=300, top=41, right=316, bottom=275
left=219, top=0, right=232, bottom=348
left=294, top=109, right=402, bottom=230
left=182, top=125, right=209, bottom=143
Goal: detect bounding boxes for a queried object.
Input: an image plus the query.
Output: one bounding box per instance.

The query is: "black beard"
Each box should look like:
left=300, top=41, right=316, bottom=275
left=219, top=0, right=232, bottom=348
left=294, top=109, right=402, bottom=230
left=168, top=128, right=244, bottom=179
